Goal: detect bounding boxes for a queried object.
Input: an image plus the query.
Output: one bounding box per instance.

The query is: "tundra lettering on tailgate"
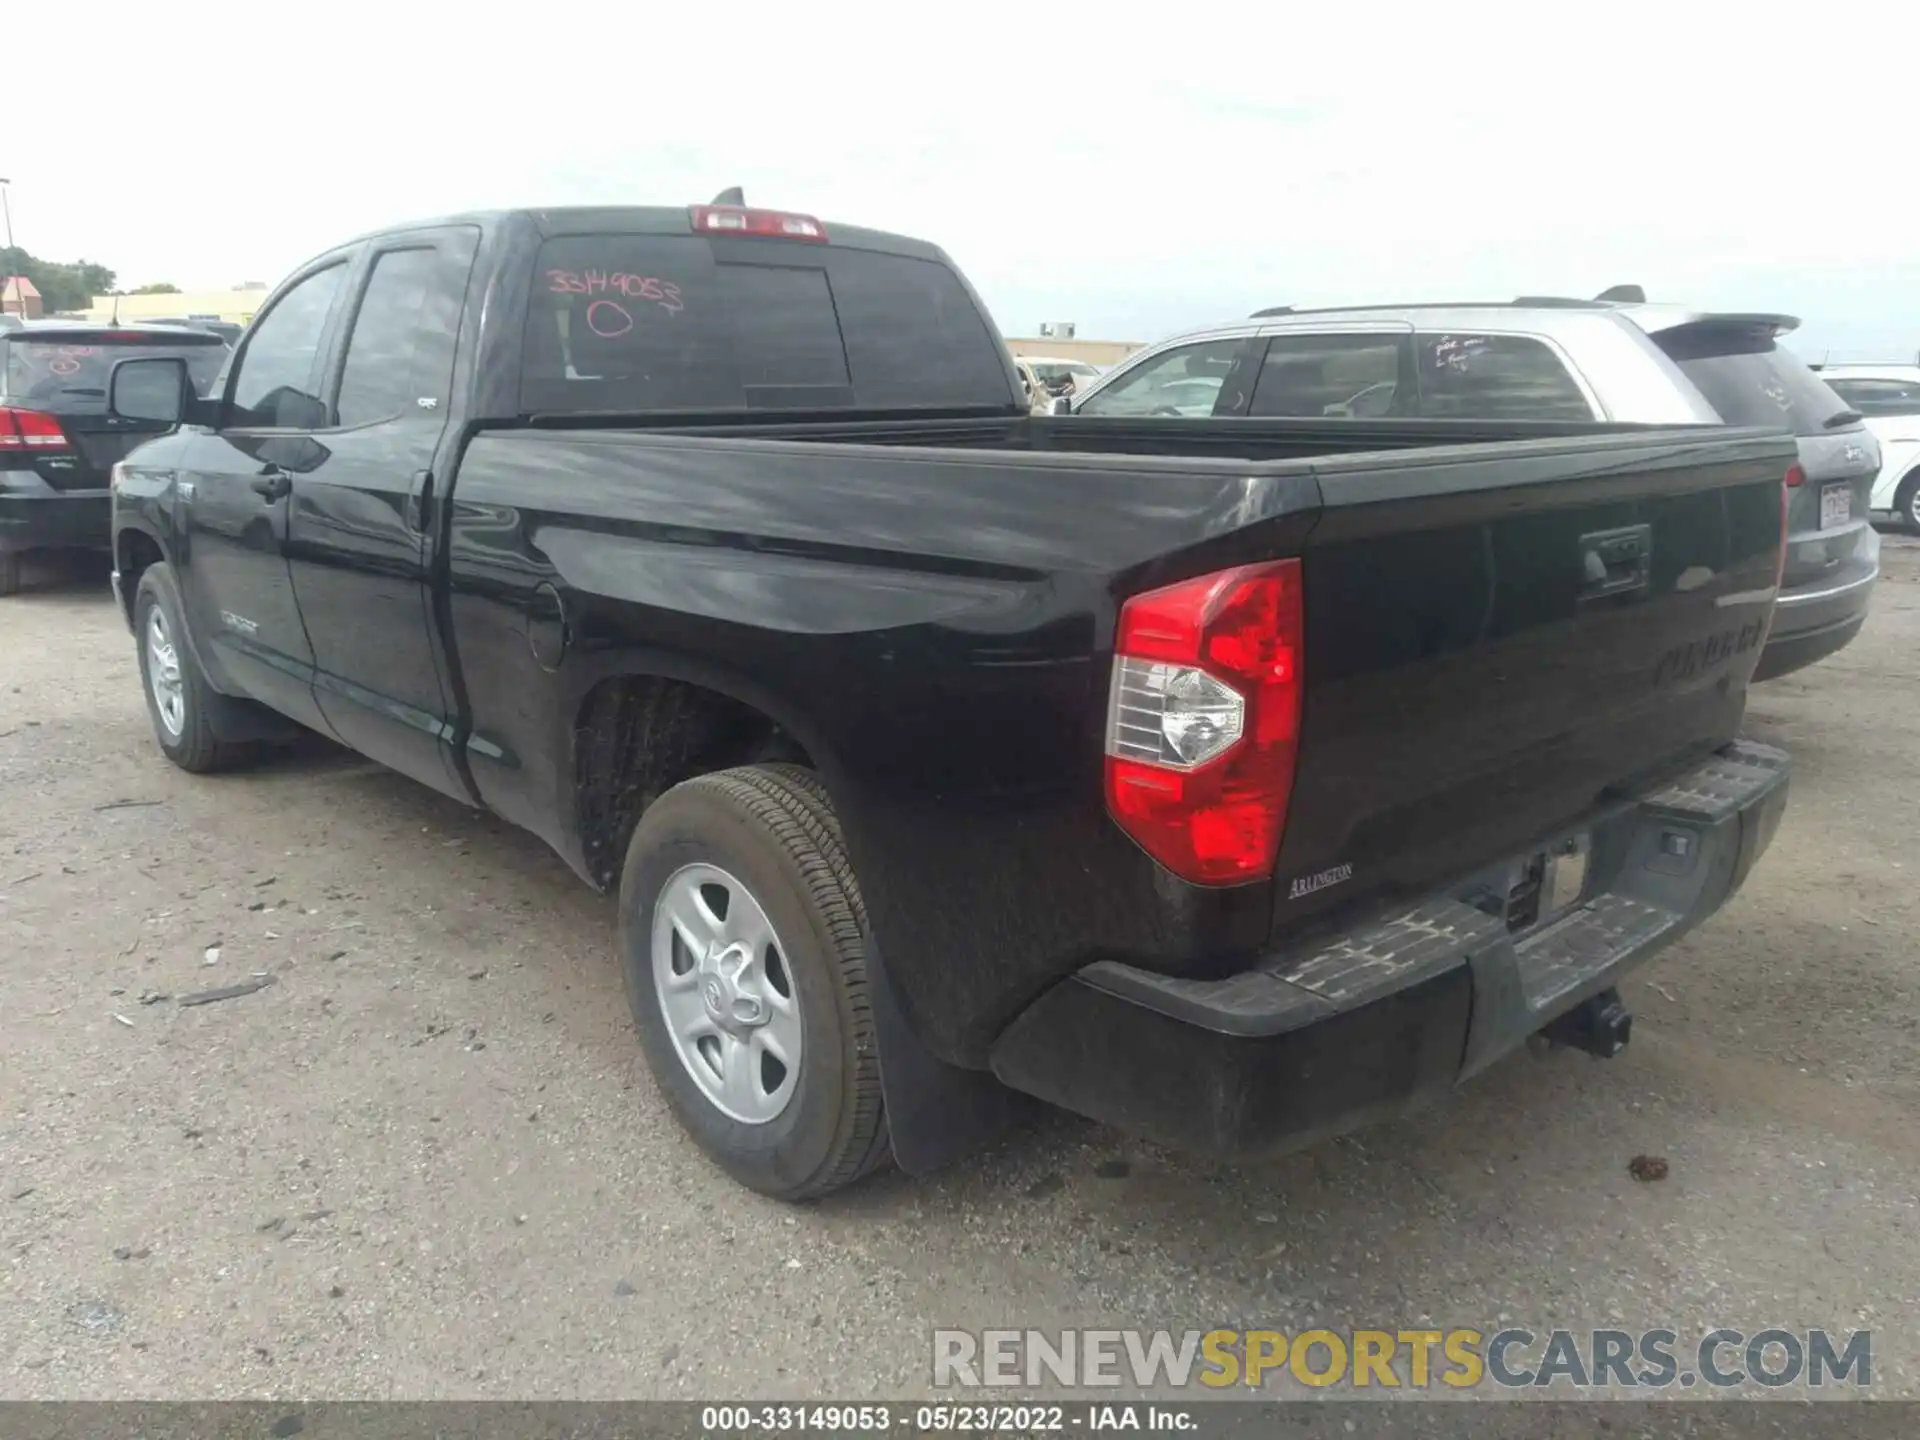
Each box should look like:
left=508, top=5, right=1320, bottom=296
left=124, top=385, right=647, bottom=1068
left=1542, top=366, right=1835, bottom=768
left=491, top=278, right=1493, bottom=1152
left=1652, top=617, right=1766, bottom=687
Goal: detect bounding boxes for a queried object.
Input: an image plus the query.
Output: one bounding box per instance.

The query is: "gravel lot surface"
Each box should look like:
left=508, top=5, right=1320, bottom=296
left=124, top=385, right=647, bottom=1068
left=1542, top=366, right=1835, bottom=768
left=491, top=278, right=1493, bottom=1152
left=2, top=539, right=1916, bottom=1402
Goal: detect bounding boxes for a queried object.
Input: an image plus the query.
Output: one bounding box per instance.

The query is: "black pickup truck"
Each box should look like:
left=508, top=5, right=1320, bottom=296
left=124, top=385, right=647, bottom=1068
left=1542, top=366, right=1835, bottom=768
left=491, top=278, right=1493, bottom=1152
left=106, top=202, right=1795, bottom=1199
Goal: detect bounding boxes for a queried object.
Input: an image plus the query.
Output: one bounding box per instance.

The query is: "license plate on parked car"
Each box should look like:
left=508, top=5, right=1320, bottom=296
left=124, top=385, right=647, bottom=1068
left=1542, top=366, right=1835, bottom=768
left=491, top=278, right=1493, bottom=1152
left=1821, top=483, right=1852, bottom=531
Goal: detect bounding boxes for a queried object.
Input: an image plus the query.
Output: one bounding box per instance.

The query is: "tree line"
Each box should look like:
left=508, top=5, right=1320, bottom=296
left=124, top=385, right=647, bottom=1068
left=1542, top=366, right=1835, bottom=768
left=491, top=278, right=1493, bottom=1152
left=2, top=246, right=180, bottom=312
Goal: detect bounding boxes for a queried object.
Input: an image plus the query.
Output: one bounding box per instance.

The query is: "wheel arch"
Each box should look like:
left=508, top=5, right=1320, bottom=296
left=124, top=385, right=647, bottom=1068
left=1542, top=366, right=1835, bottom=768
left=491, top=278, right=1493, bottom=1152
left=563, top=646, right=848, bottom=894
left=566, top=651, right=1019, bottom=1179
left=114, top=522, right=169, bottom=629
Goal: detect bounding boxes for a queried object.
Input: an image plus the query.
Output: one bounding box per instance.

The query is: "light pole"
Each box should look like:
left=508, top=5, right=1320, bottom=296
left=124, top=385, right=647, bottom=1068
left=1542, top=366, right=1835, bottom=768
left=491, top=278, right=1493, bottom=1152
left=0, top=178, right=14, bottom=320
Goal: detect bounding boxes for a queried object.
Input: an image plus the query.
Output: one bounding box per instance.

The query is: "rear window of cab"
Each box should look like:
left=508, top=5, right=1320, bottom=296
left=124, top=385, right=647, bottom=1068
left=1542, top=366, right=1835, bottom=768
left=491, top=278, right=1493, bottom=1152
left=518, top=235, right=1015, bottom=415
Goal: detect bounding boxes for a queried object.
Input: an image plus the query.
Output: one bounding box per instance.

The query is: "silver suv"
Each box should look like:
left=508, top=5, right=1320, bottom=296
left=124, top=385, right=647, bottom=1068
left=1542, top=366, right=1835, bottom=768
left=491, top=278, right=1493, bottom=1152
left=1071, top=294, right=1879, bottom=682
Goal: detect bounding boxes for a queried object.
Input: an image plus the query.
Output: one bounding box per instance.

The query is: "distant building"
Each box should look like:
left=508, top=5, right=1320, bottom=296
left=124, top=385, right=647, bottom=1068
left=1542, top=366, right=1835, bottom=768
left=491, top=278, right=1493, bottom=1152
left=1, top=275, right=43, bottom=318
left=1005, top=335, right=1144, bottom=368
left=81, top=286, right=270, bottom=325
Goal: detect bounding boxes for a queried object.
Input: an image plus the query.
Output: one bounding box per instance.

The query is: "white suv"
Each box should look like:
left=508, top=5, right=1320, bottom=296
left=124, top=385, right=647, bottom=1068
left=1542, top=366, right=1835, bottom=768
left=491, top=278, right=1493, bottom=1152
left=1069, top=295, right=1880, bottom=682
left=1807, top=363, right=1920, bottom=528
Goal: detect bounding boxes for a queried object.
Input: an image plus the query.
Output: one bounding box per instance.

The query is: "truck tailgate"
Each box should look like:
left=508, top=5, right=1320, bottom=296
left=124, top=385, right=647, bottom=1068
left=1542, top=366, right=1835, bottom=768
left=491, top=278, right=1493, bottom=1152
left=1273, top=429, right=1793, bottom=928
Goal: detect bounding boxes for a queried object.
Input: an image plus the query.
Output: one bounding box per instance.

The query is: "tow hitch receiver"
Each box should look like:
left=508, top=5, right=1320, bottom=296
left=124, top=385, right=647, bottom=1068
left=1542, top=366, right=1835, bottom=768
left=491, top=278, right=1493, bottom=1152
left=1541, top=987, right=1632, bottom=1059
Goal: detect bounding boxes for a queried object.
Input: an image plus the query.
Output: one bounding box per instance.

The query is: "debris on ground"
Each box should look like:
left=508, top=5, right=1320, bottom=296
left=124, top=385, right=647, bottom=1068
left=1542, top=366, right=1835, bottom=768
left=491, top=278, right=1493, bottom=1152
left=179, top=977, right=275, bottom=1008
left=202, top=945, right=222, bottom=966
left=94, top=799, right=164, bottom=812
left=111, top=1013, right=135, bottom=1028
left=67, top=1300, right=124, bottom=1335
left=1629, top=1154, right=1670, bottom=1183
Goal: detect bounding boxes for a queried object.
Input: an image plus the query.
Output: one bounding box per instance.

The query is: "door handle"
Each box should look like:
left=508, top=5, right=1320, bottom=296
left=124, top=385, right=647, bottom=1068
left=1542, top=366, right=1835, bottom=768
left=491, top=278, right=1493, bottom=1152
left=1577, top=523, right=1652, bottom=600
left=251, top=470, right=292, bottom=501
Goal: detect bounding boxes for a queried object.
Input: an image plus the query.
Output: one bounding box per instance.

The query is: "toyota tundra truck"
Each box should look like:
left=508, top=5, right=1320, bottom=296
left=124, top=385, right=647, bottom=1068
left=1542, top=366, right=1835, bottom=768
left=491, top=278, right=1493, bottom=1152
left=104, top=201, right=1794, bottom=1198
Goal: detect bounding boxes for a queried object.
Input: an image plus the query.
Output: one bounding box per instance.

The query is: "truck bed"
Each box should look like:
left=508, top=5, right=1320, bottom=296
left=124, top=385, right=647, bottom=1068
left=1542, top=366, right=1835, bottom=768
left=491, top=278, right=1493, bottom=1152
left=444, top=415, right=1794, bottom=1064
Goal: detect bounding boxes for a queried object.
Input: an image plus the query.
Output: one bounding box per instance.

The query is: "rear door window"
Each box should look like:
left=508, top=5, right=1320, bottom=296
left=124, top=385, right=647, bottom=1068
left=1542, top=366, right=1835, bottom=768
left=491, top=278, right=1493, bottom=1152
left=3, top=332, right=227, bottom=411
left=1823, top=376, right=1920, bottom=418
left=1651, top=325, right=1849, bottom=436
left=1250, top=332, right=1408, bottom=417
left=1413, top=332, right=1596, bottom=421
left=332, top=232, right=477, bottom=429
left=520, top=236, right=1012, bottom=414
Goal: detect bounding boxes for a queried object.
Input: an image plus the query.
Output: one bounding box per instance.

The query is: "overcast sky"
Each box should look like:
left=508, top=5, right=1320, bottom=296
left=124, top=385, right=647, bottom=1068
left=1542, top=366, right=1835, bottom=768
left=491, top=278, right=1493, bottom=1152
left=8, top=3, right=1918, bottom=359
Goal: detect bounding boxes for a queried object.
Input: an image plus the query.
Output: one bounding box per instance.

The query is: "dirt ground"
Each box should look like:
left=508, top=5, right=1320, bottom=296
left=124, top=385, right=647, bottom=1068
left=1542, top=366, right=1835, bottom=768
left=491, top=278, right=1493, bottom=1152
left=2, top=538, right=1916, bottom=1402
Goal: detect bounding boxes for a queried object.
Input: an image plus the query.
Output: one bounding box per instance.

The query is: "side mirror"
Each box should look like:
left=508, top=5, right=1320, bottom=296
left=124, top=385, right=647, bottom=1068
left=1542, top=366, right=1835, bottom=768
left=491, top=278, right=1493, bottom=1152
left=1047, top=395, right=1073, bottom=416
left=109, top=357, right=189, bottom=425
left=252, top=384, right=329, bottom=432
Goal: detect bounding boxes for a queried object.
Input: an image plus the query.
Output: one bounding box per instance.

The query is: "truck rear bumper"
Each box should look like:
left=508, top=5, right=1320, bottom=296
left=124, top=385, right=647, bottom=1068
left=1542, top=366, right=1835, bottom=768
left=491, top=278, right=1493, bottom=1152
left=989, top=740, right=1789, bottom=1157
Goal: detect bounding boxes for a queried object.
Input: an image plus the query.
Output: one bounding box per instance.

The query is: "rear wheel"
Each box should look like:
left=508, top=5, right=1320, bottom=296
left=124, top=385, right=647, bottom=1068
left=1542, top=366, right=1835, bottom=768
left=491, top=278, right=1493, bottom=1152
left=0, top=551, right=20, bottom=597
left=618, top=764, right=888, bottom=1199
left=134, top=563, right=251, bottom=773
left=1899, top=472, right=1920, bottom=531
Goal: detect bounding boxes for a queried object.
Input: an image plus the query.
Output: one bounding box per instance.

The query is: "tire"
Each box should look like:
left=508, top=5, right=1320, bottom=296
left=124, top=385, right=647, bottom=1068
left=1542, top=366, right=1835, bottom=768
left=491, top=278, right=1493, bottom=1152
left=1898, top=473, right=1920, bottom=532
left=134, top=563, right=251, bottom=773
left=618, top=764, right=889, bottom=1199
left=0, top=551, right=20, bottom=597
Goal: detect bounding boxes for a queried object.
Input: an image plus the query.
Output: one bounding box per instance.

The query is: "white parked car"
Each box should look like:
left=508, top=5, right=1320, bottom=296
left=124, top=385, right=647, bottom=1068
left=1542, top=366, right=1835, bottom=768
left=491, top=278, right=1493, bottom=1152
left=1012, top=355, right=1103, bottom=407
left=1808, top=363, right=1920, bottom=528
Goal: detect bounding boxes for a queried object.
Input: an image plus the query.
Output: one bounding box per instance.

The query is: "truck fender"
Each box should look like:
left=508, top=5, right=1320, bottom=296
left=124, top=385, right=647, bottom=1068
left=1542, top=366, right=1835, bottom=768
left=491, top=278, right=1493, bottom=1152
left=558, top=649, right=1027, bottom=1169
left=866, top=935, right=1031, bottom=1175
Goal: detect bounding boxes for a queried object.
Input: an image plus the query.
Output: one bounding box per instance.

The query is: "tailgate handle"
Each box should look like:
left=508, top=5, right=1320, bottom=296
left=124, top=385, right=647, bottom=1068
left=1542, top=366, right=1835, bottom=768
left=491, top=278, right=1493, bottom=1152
left=1578, top=524, right=1651, bottom=600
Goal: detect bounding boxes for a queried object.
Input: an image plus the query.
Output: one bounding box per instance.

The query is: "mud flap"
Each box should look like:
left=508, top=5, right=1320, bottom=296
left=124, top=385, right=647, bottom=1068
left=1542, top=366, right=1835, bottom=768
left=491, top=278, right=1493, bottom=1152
left=867, top=938, right=1028, bottom=1175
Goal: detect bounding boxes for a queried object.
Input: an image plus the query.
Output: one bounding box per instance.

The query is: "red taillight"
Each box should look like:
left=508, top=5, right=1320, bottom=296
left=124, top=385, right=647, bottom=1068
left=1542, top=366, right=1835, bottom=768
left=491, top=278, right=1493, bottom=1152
left=1104, top=559, right=1305, bottom=886
left=1761, top=466, right=1793, bottom=646
left=0, top=406, right=70, bottom=451
left=689, top=205, right=828, bottom=242
left=1776, top=466, right=1796, bottom=587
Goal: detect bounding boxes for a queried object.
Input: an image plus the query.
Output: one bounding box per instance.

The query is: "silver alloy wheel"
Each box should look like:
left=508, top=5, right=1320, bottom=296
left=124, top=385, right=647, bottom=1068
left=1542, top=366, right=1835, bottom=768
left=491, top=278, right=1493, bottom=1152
left=145, top=607, right=186, bottom=737
left=1908, top=483, right=1920, bottom=530
left=651, top=861, right=803, bottom=1124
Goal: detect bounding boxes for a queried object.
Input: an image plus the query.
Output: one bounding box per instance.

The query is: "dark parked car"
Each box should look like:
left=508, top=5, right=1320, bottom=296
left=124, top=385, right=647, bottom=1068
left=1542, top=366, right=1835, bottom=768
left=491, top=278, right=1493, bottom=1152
left=1, top=322, right=228, bottom=594
left=107, top=203, right=1793, bottom=1198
